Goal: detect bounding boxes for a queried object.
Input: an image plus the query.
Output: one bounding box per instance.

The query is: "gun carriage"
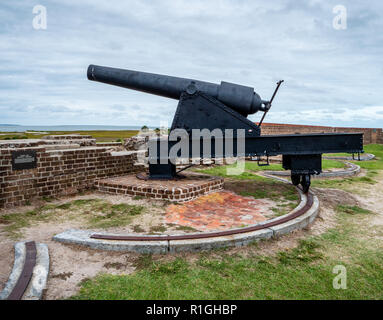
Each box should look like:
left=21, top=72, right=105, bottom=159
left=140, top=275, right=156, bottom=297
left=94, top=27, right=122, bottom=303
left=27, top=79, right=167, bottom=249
left=87, top=65, right=363, bottom=193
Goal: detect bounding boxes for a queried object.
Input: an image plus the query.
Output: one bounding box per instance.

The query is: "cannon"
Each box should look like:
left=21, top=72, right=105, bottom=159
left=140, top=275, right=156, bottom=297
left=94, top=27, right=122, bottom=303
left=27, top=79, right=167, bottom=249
left=87, top=64, right=364, bottom=193
left=87, top=65, right=269, bottom=116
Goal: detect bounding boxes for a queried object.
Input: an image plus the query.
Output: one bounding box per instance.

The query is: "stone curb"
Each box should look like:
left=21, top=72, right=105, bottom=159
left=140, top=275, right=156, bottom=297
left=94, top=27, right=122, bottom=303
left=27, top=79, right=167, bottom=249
left=53, top=230, right=169, bottom=254
left=323, top=153, right=375, bottom=161
left=264, top=161, right=360, bottom=178
left=0, top=242, right=25, bottom=300
left=168, top=228, right=274, bottom=253
left=0, top=242, right=49, bottom=300
left=53, top=188, right=320, bottom=253
left=23, top=243, right=50, bottom=300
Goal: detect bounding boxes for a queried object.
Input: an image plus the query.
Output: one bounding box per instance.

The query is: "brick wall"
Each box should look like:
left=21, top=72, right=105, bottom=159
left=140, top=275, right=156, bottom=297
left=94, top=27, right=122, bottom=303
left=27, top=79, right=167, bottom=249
left=258, top=123, right=382, bottom=145
left=0, top=146, right=144, bottom=208
left=96, top=142, right=124, bottom=148
left=378, top=130, right=383, bottom=144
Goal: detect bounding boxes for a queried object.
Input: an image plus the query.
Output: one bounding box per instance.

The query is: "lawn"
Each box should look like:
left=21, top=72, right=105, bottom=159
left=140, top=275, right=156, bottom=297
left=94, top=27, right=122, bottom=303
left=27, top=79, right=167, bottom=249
left=311, top=144, right=383, bottom=191
left=194, top=159, right=345, bottom=180
left=195, top=144, right=383, bottom=200
left=352, top=144, right=383, bottom=170
left=71, top=144, right=383, bottom=300
left=72, top=203, right=383, bottom=299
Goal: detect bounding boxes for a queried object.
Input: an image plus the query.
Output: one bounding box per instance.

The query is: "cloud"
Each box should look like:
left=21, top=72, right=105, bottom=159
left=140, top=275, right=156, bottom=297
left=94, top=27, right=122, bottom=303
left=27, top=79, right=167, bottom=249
left=0, top=0, right=382, bottom=128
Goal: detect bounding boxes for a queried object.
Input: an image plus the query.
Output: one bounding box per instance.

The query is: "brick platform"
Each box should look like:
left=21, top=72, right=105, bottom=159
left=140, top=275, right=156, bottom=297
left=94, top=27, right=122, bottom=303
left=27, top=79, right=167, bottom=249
left=165, top=191, right=268, bottom=231
left=95, top=173, right=224, bottom=202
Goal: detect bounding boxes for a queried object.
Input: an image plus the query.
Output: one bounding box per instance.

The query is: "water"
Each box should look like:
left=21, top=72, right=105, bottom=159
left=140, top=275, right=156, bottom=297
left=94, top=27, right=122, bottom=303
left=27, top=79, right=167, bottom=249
left=0, top=125, right=145, bottom=133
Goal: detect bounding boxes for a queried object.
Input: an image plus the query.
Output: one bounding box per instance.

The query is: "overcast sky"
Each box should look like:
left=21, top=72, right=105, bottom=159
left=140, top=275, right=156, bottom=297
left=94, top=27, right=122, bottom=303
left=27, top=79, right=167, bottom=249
left=1, top=0, right=382, bottom=128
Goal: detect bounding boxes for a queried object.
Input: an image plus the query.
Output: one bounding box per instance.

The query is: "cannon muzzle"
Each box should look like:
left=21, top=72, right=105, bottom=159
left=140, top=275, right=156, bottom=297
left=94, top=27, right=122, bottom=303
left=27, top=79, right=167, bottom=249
left=87, top=64, right=267, bottom=115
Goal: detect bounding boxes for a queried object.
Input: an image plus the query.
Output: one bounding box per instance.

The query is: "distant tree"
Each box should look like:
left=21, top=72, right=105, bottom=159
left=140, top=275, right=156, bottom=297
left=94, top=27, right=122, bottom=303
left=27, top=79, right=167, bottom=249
left=141, top=125, right=149, bottom=131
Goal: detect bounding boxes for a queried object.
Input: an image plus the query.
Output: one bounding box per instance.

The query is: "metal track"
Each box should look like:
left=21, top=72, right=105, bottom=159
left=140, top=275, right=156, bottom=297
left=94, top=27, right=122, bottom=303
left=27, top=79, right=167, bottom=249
left=7, top=241, right=36, bottom=300
left=91, top=191, right=313, bottom=242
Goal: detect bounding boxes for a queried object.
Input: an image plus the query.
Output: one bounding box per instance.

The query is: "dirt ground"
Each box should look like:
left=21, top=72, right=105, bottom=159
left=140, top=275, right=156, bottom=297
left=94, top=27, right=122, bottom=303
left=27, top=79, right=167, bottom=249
left=0, top=193, right=163, bottom=299
left=0, top=172, right=382, bottom=300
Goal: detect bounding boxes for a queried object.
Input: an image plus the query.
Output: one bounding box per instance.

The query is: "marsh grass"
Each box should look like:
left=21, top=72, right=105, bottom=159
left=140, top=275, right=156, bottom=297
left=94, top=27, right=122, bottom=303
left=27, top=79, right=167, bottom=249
left=0, top=130, right=138, bottom=142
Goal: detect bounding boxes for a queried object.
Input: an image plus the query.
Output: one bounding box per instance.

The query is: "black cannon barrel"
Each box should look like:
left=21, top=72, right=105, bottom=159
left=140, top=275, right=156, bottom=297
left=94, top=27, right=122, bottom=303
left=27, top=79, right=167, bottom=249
left=87, top=64, right=266, bottom=115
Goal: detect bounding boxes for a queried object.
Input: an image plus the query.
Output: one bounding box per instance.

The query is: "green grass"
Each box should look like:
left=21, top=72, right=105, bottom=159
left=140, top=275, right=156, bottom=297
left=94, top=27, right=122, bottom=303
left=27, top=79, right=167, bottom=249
left=323, top=152, right=353, bottom=157
left=68, top=143, right=383, bottom=299
left=132, top=225, right=145, bottom=233
left=352, top=144, right=383, bottom=170
left=198, top=145, right=382, bottom=185
left=71, top=202, right=383, bottom=300
left=239, top=186, right=297, bottom=205
left=1, top=205, right=61, bottom=239
left=276, top=239, right=323, bottom=265
left=196, top=163, right=268, bottom=181
left=271, top=202, right=298, bottom=217
left=312, top=144, right=383, bottom=192
left=322, top=160, right=346, bottom=169
left=52, top=144, right=383, bottom=300
left=244, top=162, right=283, bottom=171
left=174, top=225, right=199, bottom=232
left=324, top=144, right=383, bottom=167
left=149, top=225, right=168, bottom=233
left=335, top=205, right=373, bottom=215
left=87, top=202, right=144, bottom=229
left=0, top=199, right=144, bottom=238
left=132, top=254, right=155, bottom=270
left=246, top=160, right=344, bottom=171
left=194, top=145, right=383, bottom=195
left=311, top=172, right=378, bottom=190
left=197, top=160, right=345, bottom=179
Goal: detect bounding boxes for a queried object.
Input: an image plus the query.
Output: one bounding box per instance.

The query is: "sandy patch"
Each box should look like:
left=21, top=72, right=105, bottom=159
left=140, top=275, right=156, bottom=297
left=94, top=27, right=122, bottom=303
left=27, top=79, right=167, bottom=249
left=353, top=172, right=383, bottom=227
left=0, top=238, right=13, bottom=294
left=1, top=170, right=381, bottom=300
left=0, top=193, right=163, bottom=299
left=0, top=219, right=139, bottom=300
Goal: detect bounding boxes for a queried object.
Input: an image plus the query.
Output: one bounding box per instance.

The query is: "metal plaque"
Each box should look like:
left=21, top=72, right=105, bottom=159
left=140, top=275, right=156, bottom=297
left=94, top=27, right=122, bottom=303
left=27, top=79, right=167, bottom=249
left=11, top=150, right=37, bottom=170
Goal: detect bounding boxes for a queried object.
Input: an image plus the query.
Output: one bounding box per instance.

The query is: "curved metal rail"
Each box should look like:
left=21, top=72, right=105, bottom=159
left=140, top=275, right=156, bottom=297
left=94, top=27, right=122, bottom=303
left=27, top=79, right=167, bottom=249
left=7, top=241, right=36, bottom=300
left=91, top=191, right=313, bottom=242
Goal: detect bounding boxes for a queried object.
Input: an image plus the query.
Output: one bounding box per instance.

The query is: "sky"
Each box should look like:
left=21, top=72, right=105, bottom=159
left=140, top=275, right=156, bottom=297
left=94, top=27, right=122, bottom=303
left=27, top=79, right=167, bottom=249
left=0, top=0, right=382, bottom=128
